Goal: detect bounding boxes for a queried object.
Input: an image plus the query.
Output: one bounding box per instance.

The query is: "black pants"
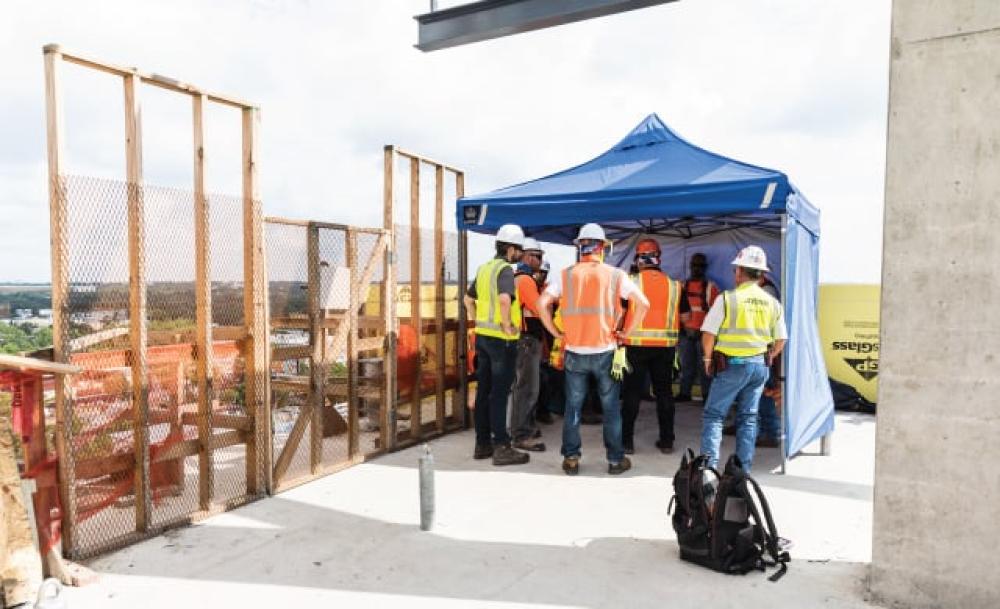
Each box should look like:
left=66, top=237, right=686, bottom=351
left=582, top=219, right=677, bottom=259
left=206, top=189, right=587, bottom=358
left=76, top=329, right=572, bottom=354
left=622, top=346, right=676, bottom=446
left=474, top=334, right=518, bottom=446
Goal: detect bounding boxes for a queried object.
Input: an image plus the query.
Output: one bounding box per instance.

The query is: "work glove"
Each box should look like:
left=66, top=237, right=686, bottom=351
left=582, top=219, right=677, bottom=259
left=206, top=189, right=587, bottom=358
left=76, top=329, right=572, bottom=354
left=610, top=346, right=631, bottom=381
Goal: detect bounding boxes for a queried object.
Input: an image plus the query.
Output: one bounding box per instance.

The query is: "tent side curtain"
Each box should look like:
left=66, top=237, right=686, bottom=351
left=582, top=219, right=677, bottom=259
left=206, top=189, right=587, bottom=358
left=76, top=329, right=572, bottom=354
left=784, top=209, right=835, bottom=457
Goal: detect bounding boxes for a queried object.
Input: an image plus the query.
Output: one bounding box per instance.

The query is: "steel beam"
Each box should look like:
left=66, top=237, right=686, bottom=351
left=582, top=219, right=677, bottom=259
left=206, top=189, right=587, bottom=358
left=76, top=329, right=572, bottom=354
left=415, top=0, right=679, bottom=52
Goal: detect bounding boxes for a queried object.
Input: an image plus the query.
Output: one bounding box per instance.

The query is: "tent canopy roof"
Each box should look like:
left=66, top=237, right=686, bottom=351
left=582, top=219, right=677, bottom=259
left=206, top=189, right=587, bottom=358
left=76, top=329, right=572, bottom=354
left=458, top=113, right=819, bottom=243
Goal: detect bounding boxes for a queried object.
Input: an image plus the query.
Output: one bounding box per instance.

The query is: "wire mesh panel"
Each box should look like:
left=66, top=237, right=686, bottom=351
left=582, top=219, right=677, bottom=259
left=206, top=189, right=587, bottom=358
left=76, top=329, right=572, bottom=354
left=56, top=176, right=261, bottom=558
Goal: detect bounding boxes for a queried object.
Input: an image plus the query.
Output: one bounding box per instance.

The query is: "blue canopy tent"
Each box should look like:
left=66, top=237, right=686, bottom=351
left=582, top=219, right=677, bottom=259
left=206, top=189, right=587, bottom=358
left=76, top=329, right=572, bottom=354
left=457, top=113, right=834, bottom=467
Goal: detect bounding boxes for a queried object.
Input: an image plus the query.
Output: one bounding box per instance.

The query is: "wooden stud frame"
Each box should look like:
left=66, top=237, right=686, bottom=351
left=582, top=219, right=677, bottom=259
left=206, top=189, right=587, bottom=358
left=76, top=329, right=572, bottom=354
left=383, top=146, right=468, bottom=447
left=42, top=45, right=267, bottom=555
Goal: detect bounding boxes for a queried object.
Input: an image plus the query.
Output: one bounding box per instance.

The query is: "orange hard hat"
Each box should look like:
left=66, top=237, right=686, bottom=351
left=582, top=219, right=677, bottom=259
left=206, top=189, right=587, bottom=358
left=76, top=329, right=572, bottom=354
left=635, top=238, right=661, bottom=256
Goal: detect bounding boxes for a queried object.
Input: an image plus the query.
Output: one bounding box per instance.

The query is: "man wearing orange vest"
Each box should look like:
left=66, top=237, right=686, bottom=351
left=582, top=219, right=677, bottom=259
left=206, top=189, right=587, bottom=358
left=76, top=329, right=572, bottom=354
left=676, top=252, right=721, bottom=402
left=537, top=223, right=649, bottom=476
left=621, top=239, right=691, bottom=455
left=510, top=238, right=547, bottom=451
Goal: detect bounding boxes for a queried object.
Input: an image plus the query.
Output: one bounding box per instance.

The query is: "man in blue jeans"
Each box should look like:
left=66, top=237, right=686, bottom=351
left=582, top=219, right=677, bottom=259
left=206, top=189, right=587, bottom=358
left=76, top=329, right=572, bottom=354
left=537, top=223, right=648, bottom=476
left=699, top=246, right=787, bottom=472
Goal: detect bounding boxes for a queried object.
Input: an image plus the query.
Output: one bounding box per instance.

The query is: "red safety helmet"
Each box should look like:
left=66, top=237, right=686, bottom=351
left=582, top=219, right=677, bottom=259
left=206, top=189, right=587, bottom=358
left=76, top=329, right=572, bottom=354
left=635, top=238, right=661, bottom=256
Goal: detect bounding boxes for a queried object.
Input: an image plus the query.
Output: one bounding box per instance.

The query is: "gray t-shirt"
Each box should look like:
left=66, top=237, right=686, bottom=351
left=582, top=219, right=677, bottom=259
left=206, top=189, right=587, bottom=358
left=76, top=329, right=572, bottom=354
left=467, top=257, right=516, bottom=299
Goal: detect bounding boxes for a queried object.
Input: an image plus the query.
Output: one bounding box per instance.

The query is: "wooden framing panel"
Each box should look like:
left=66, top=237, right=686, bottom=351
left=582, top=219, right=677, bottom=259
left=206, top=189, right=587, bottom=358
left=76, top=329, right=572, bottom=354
left=242, top=107, right=268, bottom=496
left=381, top=146, right=397, bottom=451
left=43, top=46, right=77, bottom=554
left=124, top=72, right=152, bottom=533
left=456, top=172, right=469, bottom=427
left=408, top=157, right=422, bottom=440
left=346, top=229, right=360, bottom=457
left=434, top=165, right=446, bottom=433
left=192, top=93, right=214, bottom=511
left=307, top=224, right=323, bottom=474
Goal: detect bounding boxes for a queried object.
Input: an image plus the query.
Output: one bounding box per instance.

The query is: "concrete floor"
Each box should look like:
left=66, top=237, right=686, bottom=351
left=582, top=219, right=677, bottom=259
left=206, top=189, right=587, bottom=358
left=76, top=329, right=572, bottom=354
left=65, top=402, right=878, bottom=609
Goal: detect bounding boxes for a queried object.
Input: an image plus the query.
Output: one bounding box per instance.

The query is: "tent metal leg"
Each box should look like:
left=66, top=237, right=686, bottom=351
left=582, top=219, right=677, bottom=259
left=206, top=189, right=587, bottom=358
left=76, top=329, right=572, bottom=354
left=820, top=433, right=832, bottom=456
left=779, top=213, right=788, bottom=476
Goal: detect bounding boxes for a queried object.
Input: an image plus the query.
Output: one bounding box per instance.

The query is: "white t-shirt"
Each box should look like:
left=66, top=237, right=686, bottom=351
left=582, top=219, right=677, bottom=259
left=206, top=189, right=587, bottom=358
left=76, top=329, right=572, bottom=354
left=701, top=283, right=788, bottom=341
left=544, top=266, right=643, bottom=354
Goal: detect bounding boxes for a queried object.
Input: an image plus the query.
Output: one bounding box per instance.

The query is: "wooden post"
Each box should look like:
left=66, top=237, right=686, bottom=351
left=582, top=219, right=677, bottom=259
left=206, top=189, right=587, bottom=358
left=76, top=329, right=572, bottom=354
left=124, top=72, right=152, bottom=533
left=346, top=229, right=360, bottom=457
left=456, top=172, right=470, bottom=429
left=381, top=146, right=397, bottom=451
left=434, top=165, right=446, bottom=433
left=242, top=107, right=267, bottom=496
left=193, top=93, right=214, bottom=511
left=409, top=158, right=422, bottom=440
left=307, top=224, right=323, bottom=474
left=43, top=45, right=77, bottom=556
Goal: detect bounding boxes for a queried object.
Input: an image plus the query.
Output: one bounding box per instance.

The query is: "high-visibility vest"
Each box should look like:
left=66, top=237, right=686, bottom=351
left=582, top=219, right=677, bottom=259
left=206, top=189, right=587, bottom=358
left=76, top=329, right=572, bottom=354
left=684, top=278, right=720, bottom=330
left=714, top=282, right=781, bottom=357
left=623, top=269, right=682, bottom=348
left=474, top=258, right=521, bottom=341
left=559, top=261, right=625, bottom=350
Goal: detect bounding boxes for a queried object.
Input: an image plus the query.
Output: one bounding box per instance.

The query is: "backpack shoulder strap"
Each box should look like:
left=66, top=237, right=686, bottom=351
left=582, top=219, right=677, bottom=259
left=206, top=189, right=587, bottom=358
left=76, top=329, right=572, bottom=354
left=743, top=475, right=790, bottom=582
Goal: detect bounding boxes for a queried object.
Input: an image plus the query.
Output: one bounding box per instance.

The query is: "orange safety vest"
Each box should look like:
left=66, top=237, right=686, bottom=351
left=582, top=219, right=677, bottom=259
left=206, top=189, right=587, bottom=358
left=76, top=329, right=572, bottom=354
left=559, top=261, right=625, bottom=351
left=623, top=269, right=682, bottom=348
left=684, top=278, right=719, bottom=330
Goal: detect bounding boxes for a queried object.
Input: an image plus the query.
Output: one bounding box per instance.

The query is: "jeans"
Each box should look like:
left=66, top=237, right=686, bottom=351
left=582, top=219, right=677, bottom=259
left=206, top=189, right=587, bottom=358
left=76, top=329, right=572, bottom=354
left=622, top=346, right=675, bottom=446
left=510, top=334, right=542, bottom=441
left=474, top=334, right=518, bottom=446
left=678, top=330, right=712, bottom=398
left=758, top=394, right=781, bottom=439
left=700, top=356, right=769, bottom=472
left=562, top=350, right=624, bottom=463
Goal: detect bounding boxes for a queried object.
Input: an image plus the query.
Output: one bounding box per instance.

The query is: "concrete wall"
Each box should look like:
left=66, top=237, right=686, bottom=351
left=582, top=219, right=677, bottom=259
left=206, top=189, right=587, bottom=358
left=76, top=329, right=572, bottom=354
left=873, top=2, right=1000, bottom=607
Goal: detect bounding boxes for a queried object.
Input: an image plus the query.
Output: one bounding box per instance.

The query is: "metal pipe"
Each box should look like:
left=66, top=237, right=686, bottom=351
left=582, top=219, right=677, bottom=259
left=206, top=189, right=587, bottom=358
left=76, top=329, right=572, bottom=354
left=779, top=213, right=788, bottom=475
left=418, top=443, right=435, bottom=531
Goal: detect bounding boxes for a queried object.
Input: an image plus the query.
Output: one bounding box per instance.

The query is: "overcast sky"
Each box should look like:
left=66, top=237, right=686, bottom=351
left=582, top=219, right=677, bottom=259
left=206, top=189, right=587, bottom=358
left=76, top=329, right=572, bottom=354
left=0, top=0, right=890, bottom=283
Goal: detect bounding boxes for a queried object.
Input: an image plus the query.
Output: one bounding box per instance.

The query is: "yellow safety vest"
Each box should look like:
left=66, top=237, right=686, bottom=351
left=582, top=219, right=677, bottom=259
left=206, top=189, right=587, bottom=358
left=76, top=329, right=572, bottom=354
left=715, top=282, right=781, bottom=357
left=623, top=270, right=682, bottom=347
left=474, top=258, right=521, bottom=341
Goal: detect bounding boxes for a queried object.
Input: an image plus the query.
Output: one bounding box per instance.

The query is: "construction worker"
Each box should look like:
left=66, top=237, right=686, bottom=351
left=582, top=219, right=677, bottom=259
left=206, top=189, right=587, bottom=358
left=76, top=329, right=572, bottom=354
left=538, top=223, right=649, bottom=476
left=533, top=260, right=557, bottom=425
left=509, top=237, right=546, bottom=451
left=699, top=246, right=787, bottom=472
left=676, top=252, right=720, bottom=402
left=463, top=224, right=530, bottom=466
left=621, top=238, right=690, bottom=454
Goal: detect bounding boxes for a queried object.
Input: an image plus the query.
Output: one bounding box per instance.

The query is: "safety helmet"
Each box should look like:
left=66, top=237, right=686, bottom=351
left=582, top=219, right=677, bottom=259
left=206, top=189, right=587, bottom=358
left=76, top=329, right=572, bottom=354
left=635, top=238, right=661, bottom=256
left=495, top=224, right=525, bottom=247
left=574, top=223, right=606, bottom=243
left=731, top=245, right=770, bottom=272
left=522, top=237, right=543, bottom=254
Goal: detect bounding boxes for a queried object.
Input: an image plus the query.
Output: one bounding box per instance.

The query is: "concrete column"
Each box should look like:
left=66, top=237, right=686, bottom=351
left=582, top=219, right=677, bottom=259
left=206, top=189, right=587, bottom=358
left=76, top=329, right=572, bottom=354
left=873, top=3, right=1000, bottom=608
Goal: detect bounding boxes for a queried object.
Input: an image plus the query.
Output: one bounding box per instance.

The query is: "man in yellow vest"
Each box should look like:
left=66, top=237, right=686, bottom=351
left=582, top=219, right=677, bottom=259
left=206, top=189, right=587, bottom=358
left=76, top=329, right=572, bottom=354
left=463, top=224, right=531, bottom=466
left=538, top=223, right=649, bottom=476
left=621, top=238, right=691, bottom=455
left=700, top=245, right=786, bottom=472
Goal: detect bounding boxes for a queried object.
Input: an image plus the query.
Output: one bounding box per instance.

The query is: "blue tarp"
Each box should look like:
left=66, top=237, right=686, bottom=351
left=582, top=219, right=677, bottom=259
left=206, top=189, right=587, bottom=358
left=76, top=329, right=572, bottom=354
left=457, top=113, right=834, bottom=458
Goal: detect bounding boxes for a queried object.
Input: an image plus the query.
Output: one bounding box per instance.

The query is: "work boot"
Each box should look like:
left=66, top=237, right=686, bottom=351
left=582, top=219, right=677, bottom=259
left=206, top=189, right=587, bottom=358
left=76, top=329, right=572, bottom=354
left=473, top=443, right=494, bottom=460
left=608, top=456, right=632, bottom=475
left=492, top=443, right=530, bottom=466
left=655, top=439, right=674, bottom=454
left=562, top=456, right=580, bottom=476
left=513, top=437, right=546, bottom=452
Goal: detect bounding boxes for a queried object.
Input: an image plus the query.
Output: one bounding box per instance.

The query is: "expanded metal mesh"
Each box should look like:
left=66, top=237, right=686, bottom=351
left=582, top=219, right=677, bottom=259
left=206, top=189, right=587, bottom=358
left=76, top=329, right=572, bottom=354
left=56, top=176, right=260, bottom=558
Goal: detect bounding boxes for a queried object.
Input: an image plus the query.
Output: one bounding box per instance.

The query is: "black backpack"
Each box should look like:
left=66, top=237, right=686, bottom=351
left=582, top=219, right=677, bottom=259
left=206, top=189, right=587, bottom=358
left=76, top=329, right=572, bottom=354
left=668, top=450, right=790, bottom=581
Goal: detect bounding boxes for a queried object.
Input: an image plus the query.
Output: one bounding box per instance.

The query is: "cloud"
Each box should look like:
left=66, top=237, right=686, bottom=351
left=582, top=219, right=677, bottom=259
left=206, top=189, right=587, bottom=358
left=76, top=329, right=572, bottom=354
left=0, top=0, right=890, bottom=283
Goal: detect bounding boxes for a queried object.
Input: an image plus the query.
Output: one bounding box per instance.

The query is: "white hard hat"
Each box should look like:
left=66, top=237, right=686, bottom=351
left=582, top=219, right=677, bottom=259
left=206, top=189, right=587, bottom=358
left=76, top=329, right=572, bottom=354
left=731, top=245, right=770, bottom=272
left=522, top=237, right=542, bottom=253
left=574, top=223, right=606, bottom=243
left=495, top=224, right=525, bottom=247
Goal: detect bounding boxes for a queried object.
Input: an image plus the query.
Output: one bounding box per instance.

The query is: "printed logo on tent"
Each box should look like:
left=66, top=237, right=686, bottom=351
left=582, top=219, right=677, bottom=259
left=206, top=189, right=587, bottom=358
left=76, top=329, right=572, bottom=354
left=843, top=357, right=879, bottom=382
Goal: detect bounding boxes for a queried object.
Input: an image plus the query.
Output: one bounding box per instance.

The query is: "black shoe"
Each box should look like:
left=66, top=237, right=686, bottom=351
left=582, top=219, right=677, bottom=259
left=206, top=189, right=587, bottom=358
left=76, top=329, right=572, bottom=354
left=473, top=444, right=494, bottom=460
left=562, top=456, right=580, bottom=476
left=513, top=438, right=546, bottom=452
left=536, top=410, right=554, bottom=424
left=756, top=435, right=780, bottom=448
left=655, top=440, right=674, bottom=454
left=674, top=393, right=692, bottom=402
left=722, top=424, right=737, bottom=436
left=492, top=443, right=530, bottom=466
left=623, top=442, right=635, bottom=455
left=608, top=456, right=632, bottom=475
